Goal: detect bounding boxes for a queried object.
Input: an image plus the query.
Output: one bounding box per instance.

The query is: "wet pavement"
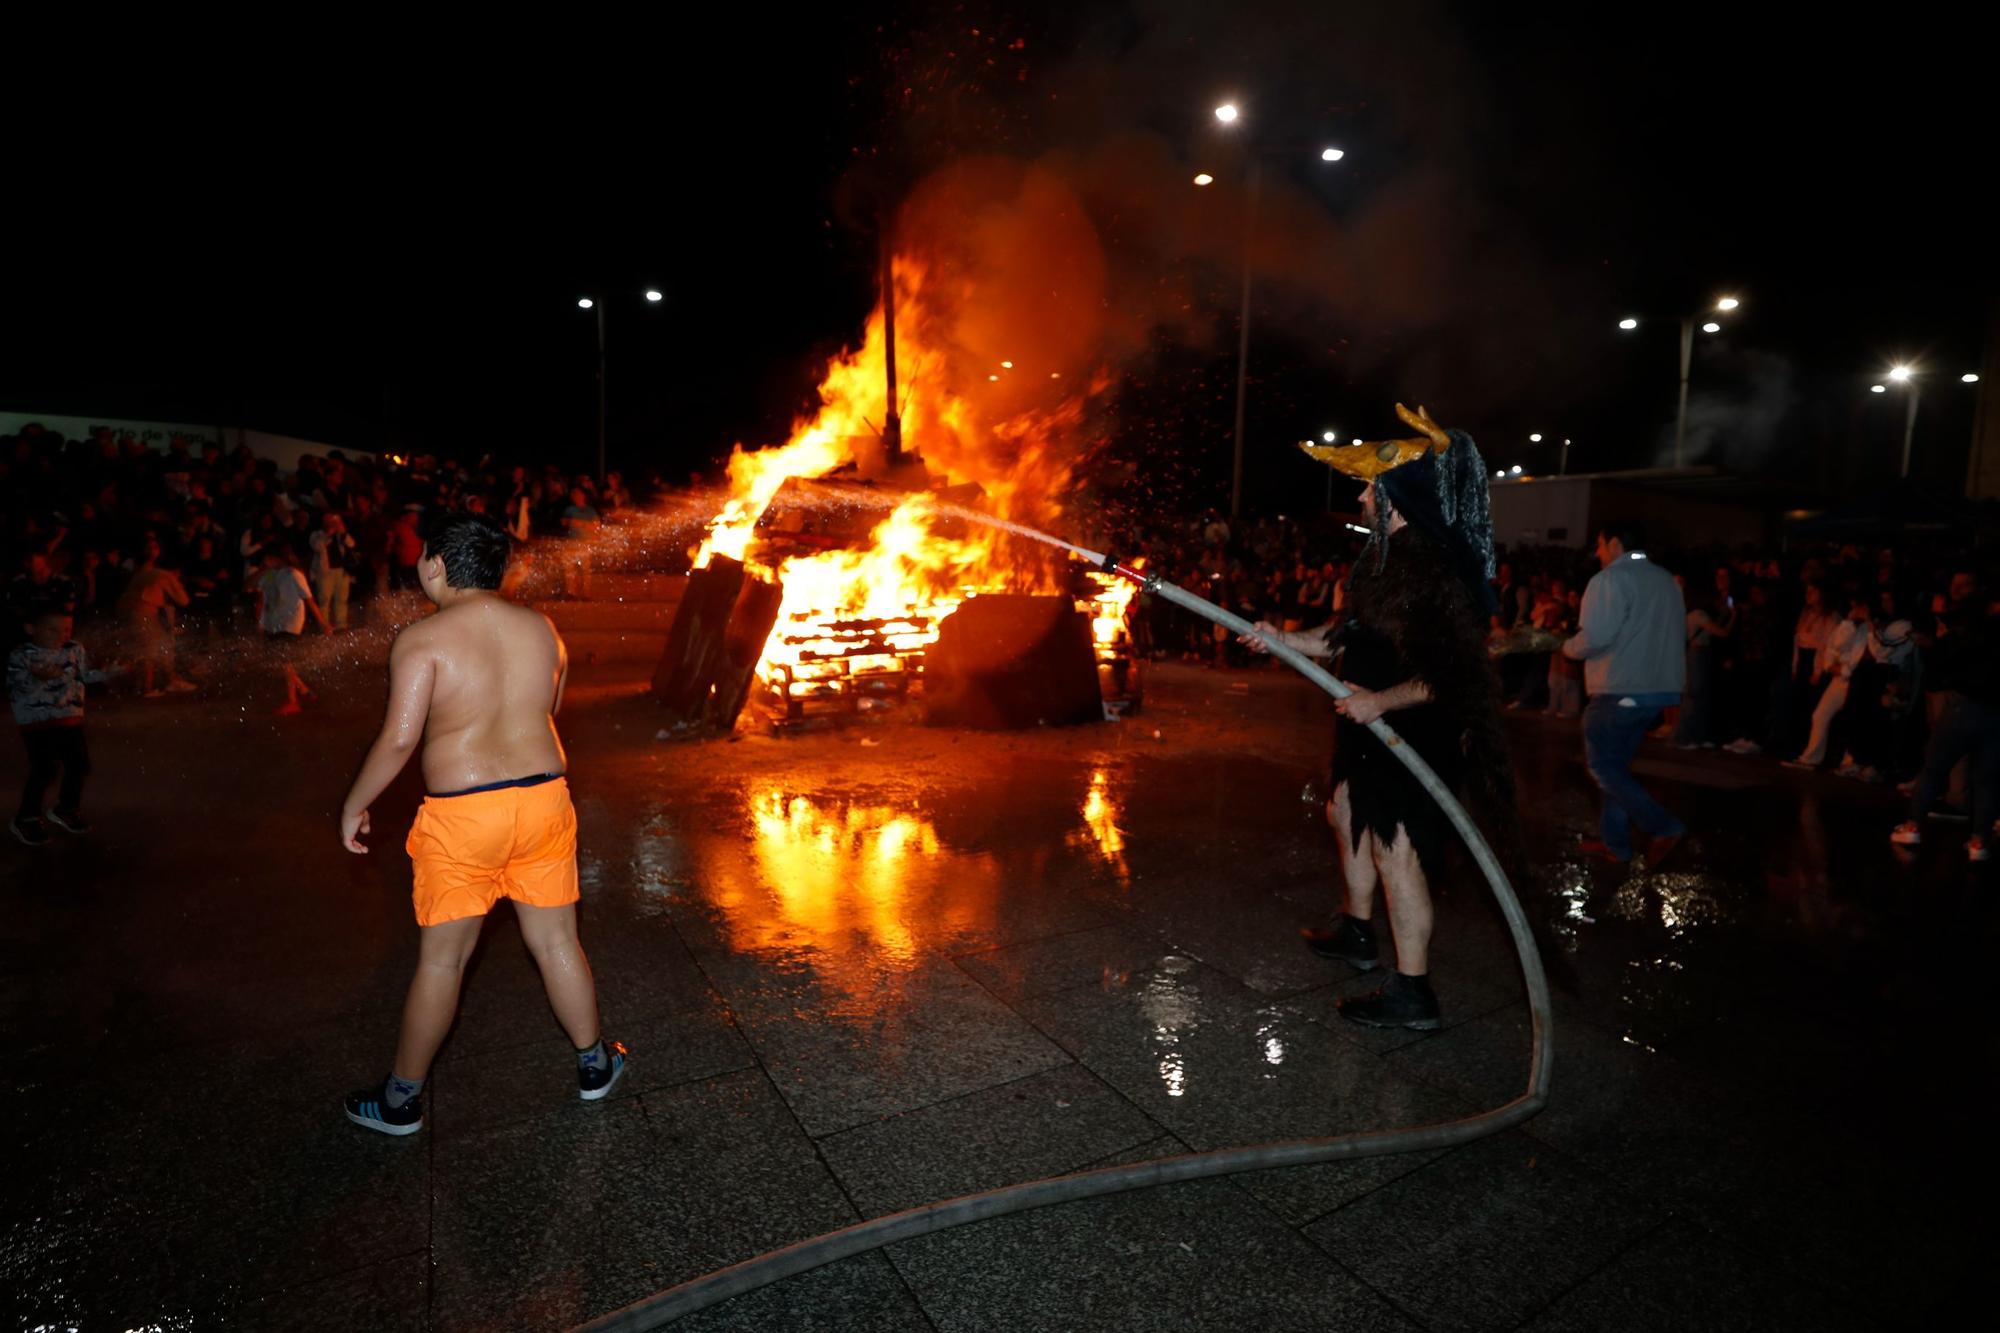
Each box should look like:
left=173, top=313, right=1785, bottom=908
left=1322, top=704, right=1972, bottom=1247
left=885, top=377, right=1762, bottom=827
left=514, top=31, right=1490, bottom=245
left=2, top=647, right=1990, bottom=1329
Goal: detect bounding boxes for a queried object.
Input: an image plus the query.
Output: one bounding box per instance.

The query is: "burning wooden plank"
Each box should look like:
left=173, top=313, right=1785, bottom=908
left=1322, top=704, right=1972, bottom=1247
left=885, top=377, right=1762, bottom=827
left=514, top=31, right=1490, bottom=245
left=650, top=556, right=784, bottom=734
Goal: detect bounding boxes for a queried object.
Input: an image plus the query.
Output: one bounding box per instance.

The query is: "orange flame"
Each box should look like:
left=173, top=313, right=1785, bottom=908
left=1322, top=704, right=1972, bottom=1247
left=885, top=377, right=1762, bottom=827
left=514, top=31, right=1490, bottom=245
left=692, top=257, right=1130, bottom=697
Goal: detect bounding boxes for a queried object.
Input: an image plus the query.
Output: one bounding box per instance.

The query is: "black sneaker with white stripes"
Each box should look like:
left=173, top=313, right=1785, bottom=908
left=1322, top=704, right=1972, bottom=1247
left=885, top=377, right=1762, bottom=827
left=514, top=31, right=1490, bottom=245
left=345, top=1081, right=424, bottom=1135
left=579, top=1040, right=628, bottom=1101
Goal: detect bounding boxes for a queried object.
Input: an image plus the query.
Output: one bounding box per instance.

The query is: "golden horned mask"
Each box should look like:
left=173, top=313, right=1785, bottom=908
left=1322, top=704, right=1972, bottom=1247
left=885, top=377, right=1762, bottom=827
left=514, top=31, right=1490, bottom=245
left=1298, top=403, right=1452, bottom=481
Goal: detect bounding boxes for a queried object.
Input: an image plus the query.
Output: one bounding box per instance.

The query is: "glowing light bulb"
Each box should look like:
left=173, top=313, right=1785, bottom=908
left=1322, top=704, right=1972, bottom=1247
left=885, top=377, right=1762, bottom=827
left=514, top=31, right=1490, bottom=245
left=1320, top=147, right=1344, bottom=162
left=1870, top=384, right=1887, bottom=393
left=1964, top=373, right=1981, bottom=384
left=1702, top=322, right=1721, bottom=333
left=1214, top=103, right=1239, bottom=124
left=1889, top=365, right=1913, bottom=382
left=577, top=298, right=594, bottom=309
left=1510, top=465, right=1523, bottom=475
left=1716, top=296, right=1740, bottom=311
left=1322, top=430, right=1336, bottom=442
left=1530, top=433, right=1543, bottom=443
left=644, top=289, right=663, bottom=302
left=1618, top=318, right=1639, bottom=330
left=1193, top=173, right=1214, bottom=186
left=1000, top=361, right=1013, bottom=369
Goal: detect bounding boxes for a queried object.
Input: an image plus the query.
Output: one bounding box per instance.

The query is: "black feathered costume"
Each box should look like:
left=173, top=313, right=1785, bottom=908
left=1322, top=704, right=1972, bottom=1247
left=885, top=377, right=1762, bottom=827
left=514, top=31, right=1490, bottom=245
left=1303, top=415, right=1514, bottom=882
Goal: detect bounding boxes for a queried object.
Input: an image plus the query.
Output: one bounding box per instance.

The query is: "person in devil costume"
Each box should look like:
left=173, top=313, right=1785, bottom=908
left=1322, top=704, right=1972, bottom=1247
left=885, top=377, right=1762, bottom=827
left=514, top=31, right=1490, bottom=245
left=1250, top=404, right=1514, bottom=1030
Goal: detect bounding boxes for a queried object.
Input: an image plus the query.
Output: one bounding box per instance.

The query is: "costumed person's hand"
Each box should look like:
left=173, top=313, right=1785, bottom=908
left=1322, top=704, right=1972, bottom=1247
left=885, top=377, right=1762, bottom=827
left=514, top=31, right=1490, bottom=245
left=341, top=807, right=371, bottom=854
left=1335, top=686, right=1387, bottom=726
left=1238, top=620, right=1279, bottom=654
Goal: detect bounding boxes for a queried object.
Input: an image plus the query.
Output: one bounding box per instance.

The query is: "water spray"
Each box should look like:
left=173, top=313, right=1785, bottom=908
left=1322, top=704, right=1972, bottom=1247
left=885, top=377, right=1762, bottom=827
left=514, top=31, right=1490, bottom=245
left=579, top=516, right=1551, bottom=1333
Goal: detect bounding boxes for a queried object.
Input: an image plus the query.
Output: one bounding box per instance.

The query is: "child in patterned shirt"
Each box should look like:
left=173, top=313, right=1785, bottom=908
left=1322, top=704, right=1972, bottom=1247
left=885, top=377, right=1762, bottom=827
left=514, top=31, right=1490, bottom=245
left=8, top=609, right=123, bottom=846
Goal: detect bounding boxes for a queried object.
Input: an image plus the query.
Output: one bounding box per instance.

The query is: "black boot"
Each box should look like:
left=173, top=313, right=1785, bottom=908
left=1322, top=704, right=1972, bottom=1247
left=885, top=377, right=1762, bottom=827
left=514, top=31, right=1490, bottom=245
left=1302, top=913, right=1380, bottom=969
left=1338, top=971, right=1441, bottom=1031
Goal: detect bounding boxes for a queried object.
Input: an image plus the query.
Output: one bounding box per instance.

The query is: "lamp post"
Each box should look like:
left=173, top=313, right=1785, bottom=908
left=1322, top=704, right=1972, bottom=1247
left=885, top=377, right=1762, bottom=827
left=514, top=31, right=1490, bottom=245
left=1618, top=295, right=1741, bottom=468
left=1205, top=102, right=1344, bottom=518
left=1869, top=365, right=1980, bottom=479
left=576, top=289, right=664, bottom=484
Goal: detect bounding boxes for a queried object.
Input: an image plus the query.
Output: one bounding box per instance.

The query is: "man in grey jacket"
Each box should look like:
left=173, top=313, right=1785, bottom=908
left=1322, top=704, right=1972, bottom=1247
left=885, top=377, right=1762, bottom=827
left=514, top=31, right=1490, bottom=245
left=1562, top=520, right=1688, bottom=867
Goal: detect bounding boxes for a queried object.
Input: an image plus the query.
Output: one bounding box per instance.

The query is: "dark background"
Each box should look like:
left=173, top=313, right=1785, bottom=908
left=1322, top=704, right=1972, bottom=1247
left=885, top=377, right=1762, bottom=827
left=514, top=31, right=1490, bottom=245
left=5, top=1, right=1990, bottom=510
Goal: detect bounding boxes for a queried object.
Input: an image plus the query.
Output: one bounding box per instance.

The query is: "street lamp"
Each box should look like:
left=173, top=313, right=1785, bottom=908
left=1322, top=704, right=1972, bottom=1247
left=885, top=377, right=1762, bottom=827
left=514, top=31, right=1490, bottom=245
left=576, top=288, right=663, bottom=483
left=1529, top=433, right=1543, bottom=443
left=1207, top=103, right=1346, bottom=518
left=1870, top=363, right=1977, bottom=479
left=1617, top=294, right=1743, bottom=468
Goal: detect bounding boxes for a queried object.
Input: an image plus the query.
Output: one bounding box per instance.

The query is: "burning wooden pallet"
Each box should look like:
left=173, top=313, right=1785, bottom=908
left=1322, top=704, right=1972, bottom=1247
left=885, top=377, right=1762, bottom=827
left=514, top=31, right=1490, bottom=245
left=762, top=611, right=933, bottom=723
left=649, top=556, right=784, bottom=734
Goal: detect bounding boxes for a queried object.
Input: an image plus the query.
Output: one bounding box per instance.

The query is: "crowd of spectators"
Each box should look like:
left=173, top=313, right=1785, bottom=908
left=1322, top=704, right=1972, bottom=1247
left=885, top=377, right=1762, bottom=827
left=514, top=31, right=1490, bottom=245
left=2, top=423, right=650, bottom=700
left=1111, top=506, right=1998, bottom=856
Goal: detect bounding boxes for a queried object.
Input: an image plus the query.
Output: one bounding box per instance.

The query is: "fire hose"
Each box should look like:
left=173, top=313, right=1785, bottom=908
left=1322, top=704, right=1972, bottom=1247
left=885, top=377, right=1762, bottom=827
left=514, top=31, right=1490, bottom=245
left=577, top=557, right=1552, bottom=1332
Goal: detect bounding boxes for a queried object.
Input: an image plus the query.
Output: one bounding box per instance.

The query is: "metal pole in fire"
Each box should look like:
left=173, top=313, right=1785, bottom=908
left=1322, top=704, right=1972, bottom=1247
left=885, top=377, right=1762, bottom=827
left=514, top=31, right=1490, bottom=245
left=881, top=219, right=903, bottom=464
left=1229, top=160, right=1262, bottom=520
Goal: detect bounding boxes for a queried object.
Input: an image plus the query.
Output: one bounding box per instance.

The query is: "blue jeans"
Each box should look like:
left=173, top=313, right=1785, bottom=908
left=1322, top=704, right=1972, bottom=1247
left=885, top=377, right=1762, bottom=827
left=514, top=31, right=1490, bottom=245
left=1907, top=696, right=2000, bottom=835
left=1584, top=693, right=1687, bottom=859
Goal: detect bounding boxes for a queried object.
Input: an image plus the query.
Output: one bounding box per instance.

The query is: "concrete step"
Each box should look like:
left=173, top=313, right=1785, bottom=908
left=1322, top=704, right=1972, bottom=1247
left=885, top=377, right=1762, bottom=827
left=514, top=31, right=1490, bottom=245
left=535, top=599, right=676, bottom=632
left=557, top=627, right=667, bottom=667
left=579, top=572, right=689, bottom=603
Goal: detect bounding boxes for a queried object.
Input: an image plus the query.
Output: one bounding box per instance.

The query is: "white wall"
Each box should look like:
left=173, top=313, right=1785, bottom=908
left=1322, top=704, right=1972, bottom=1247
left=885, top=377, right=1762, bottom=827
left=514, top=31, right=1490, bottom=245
left=1, top=411, right=376, bottom=471
left=1490, top=476, right=1594, bottom=549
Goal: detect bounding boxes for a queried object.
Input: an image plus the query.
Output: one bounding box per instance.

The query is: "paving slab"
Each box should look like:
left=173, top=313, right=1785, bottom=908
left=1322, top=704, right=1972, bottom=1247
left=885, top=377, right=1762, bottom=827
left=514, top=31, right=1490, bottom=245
left=816, top=1062, right=1167, bottom=1217
left=1303, top=1131, right=1657, bottom=1333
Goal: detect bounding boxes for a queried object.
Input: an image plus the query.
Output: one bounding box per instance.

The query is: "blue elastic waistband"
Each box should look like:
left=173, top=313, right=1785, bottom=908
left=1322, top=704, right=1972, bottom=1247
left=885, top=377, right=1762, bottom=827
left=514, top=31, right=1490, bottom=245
left=429, top=772, right=565, bottom=799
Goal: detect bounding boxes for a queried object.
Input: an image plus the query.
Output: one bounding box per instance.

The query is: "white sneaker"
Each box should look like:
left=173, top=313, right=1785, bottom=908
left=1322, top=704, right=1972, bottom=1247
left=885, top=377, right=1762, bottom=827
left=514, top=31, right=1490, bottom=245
left=1889, top=823, right=1922, bottom=847
left=1970, top=839, right=1991, bottom=864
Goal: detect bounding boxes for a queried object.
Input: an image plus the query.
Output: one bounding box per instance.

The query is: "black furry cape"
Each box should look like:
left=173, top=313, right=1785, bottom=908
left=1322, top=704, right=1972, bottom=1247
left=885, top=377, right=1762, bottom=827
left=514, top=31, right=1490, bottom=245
left=1333, top=526, right=1519, bottom=878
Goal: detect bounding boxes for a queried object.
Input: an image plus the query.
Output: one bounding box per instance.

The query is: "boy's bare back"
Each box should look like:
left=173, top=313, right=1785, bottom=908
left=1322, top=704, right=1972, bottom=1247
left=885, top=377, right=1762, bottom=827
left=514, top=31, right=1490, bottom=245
left=398, top=595, right=568, bottom=793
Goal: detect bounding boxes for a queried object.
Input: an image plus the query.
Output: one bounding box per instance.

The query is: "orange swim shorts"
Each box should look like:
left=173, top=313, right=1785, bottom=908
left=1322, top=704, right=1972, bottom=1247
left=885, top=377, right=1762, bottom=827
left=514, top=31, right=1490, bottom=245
left=405, top=776, right=579, bottom=926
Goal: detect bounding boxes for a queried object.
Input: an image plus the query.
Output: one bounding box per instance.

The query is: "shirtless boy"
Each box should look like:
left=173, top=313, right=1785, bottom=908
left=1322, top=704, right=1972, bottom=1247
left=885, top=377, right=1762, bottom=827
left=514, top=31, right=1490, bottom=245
left=339, top=511, right=622, bottom=1135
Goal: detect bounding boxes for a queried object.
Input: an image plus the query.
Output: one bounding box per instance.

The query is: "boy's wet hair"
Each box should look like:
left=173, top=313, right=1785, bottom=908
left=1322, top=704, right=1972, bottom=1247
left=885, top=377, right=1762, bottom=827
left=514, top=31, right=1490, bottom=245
left=422, top=511, right=510, bottom=590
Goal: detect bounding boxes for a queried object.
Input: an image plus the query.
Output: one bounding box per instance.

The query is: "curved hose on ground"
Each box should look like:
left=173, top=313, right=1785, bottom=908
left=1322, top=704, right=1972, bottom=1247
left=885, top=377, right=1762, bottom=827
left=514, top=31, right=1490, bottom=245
left=576, top=568, right=1552, bottom=1333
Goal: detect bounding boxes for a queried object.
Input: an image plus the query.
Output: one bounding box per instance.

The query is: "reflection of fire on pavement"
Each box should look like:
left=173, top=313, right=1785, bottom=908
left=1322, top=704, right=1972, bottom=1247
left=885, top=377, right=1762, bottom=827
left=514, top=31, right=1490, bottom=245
left=1066, top=766, right=1131, bottom=886
left=694, top=773, right=1138, bottom=980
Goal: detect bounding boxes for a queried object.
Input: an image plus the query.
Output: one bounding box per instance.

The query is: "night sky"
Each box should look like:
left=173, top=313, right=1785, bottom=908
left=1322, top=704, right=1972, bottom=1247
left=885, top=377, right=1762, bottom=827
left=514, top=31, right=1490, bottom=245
left=7, top=2, right=1989, bottom=509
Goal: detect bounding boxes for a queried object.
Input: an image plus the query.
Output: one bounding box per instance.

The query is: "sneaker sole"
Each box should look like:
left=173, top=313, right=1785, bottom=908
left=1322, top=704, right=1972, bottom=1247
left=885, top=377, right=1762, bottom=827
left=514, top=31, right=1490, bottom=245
left=579, top=1059, right=626, bottom=1102
left=10, top=825, right=46, bottom=846
left=345, top=1109, right=423, bottom=1136
left=45, top=818, right=88, bottom=835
